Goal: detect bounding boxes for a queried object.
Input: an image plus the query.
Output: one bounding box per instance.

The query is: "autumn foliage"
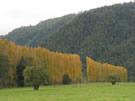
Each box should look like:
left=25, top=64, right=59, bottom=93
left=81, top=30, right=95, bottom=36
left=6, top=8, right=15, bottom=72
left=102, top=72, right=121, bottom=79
left=86, top=56, right=128, bottom=82
left=0, top=38, right=82, bottom=85
left=0, top=38, right=128, bottom=87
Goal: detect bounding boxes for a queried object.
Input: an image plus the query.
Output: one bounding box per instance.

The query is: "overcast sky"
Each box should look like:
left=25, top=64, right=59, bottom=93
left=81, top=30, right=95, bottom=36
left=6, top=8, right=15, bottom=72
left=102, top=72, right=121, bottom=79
left=0, top=0, right=134, bottom=35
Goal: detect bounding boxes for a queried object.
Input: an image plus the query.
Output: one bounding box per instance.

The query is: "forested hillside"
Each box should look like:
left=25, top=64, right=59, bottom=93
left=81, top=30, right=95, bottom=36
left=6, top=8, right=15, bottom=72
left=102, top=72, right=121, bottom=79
left=40, top=2, right=135, bottom=77
left=2, top=14, right=76, bottom=47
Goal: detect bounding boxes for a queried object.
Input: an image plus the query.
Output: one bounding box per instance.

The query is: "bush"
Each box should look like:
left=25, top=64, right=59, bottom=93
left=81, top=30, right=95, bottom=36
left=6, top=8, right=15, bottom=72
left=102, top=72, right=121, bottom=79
left=24, top=65, right=50, bottom=90
left=62, top=74, right=72, bottom=85
left=108, top=73, right=120, bottom=85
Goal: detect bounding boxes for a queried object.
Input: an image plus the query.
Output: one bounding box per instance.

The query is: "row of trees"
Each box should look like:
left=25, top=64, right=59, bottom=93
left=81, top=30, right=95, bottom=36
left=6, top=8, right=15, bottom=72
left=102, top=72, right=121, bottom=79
left=0, top=38, right=82, bottom=87
left=86, top=56, right=128, bottom=82
left=0, top=38, right=128, bottom=88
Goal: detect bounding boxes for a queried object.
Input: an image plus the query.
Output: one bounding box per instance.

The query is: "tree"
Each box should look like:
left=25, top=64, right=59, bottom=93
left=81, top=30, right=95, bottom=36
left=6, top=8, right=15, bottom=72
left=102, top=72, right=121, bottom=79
left=24, top=66, right=49, bottom=90
left=0, top=55, right=10, bottom=88
left=108, top=73, right=120, bottom=85
left=16, top=57, right=27, bottom=87
left=16, top=56, right=33, bottom=87
left=86, top=56, right=128, bottom=82
left=62, top=74, right=72, bottom=85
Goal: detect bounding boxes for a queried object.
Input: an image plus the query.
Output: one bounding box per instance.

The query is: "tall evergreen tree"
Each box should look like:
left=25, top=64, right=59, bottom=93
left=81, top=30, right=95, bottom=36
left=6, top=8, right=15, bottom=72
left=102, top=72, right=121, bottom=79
left=16, top=57, right=26, bottom=87
left=16, top=56, right=33, bottom=87
left=0, top=55, right=10, bottom=88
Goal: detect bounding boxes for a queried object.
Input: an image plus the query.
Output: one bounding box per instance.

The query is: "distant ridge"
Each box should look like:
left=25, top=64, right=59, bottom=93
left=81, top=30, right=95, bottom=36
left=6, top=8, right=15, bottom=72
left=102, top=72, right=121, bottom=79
left=40, top=2, right=135, bottom=77
left=2, top=14, right=76, bottom=47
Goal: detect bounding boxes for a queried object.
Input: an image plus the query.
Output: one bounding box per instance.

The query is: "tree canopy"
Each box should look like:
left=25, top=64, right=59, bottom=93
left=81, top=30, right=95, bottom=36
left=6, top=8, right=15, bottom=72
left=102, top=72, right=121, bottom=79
left=24, top=66, right=49, bottom=90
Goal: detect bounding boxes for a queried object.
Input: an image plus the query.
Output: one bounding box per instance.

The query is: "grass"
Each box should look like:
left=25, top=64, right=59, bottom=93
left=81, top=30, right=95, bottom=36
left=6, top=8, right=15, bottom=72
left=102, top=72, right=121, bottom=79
left=0, top=83, right=135, bottom=101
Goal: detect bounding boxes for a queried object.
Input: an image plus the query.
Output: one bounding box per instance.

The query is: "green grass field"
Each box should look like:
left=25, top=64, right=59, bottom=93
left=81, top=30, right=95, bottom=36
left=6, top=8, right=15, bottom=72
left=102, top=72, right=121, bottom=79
left=0, top=83, right=135, bottom=101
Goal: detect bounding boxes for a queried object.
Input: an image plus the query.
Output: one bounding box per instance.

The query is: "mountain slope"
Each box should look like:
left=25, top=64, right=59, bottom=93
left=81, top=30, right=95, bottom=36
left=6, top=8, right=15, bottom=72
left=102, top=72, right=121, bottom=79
left=40, top=2, right=135, bottom=76
left=3, top=14, right=76, bottom=47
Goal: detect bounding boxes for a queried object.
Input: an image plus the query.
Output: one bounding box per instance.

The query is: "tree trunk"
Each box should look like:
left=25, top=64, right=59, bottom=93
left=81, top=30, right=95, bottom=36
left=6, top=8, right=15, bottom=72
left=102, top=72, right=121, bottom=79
left=112, top=81, right=116, bottom=85
left=0, top=82, right=1, bottom=89
left=34, top=85, right=39, bottom=90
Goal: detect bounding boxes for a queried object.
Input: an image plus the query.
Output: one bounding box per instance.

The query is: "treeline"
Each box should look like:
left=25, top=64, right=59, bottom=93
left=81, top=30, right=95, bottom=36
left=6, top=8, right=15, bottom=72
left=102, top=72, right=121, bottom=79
left=0, top=38, right=82, bottom=87
left=86, top=57, right=128, bottom=82
left=0, top=38, right=128, bottom=88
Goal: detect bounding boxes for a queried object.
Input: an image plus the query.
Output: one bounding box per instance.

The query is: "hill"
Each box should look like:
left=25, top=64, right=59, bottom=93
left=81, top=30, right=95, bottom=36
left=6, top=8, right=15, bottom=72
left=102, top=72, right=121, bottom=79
left=2, top=14, right=76, bottom=47
left=40, top=2, right=135, bottom=77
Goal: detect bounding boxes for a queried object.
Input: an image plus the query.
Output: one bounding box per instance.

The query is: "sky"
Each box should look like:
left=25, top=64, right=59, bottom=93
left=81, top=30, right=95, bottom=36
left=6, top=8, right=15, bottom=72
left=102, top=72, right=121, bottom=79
left=0, top=0, right=134, bottom=35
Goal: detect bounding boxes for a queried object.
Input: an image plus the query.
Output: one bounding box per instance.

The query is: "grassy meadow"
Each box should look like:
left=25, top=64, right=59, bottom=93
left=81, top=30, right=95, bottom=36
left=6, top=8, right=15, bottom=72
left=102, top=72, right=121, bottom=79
left=0, top=83, right=135, bottom=101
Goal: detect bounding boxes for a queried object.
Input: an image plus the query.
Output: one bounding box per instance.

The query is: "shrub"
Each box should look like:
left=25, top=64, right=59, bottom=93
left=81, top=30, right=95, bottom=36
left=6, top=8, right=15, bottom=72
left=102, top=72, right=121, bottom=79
left=62, top=74, right=72, bottom=85
left=108, top=73, right=120, bottom=85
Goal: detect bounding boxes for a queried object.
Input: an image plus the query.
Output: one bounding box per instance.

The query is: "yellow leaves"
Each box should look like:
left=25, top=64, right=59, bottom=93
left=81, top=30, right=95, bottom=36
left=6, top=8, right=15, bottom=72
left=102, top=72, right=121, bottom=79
left=1, top=38, right=128, bottom=84
left=45, top=51, right=82, bottom=83
left=86, top=56, right=128, bottom=82
left=0, top=38, right=82, bottom=84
